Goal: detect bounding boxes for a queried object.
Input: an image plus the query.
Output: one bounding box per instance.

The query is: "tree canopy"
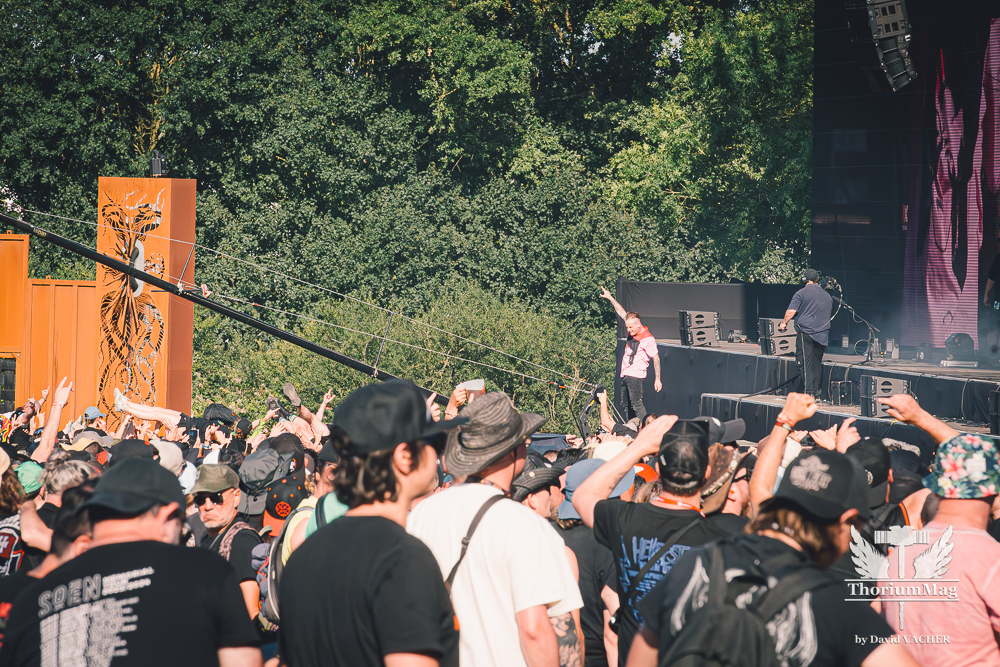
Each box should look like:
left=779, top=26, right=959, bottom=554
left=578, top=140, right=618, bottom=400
left=0, top=0, right=813, bottom=430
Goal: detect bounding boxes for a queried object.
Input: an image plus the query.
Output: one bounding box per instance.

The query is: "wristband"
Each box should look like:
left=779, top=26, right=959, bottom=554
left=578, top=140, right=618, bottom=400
left=776, top=412, right=796, bottom=430
left=777, top=422, right=792, bottom=432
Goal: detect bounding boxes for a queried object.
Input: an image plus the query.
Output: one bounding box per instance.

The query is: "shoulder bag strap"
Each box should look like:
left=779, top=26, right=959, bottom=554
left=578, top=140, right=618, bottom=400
left=622, top=517, right=702, bottom=611
left=444, top=494, right=506, bottom=592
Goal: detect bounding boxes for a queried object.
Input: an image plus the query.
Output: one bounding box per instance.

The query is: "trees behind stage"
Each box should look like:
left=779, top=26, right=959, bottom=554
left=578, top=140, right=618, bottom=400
left=0, top=0, right=813, bottom=430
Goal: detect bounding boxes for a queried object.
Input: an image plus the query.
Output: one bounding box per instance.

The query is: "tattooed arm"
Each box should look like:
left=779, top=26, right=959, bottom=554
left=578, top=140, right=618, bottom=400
left=550, top=612, right=583, bottom=667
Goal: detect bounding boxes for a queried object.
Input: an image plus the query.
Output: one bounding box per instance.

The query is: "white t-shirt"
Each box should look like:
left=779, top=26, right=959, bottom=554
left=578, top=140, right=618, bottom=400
left=407, top=483, right=583, bottom=667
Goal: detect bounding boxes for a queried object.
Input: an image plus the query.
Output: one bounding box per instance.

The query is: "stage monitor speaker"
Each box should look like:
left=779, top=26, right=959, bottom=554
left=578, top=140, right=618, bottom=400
left=831, top=380, right=853, bottom=406
left=758, top=317, right=795, bottom=340
left=845, top=0, right=916, bottom=93
left=679, top=310, right=720, bottom=346
left=762, top=336, right=797, bottom=357
left=860, top=375, right=909, bottom=418
left=990, top=390, right=1000, bottom=436
left=680, top=325, right=721, bottom=347
left=679, top=311, right=720, bottom=329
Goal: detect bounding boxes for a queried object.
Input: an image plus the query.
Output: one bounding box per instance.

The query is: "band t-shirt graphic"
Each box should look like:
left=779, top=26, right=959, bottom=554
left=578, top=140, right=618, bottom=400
left=0, top=541, right=259, bottom=666
left=0, top=516, right=25, bottom=577
left=592, top=499, right=730, bottom=665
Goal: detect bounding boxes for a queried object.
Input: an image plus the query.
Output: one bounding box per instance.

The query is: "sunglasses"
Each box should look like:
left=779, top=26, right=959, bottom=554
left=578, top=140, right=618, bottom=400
left=193, top=490, right=229, bottom=507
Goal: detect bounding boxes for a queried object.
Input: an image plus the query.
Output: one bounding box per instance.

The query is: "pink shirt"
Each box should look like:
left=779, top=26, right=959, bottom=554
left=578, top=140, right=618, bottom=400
left=620, top=337, right=658, bottom=378
left=879, top=521, right=1000, bottom=667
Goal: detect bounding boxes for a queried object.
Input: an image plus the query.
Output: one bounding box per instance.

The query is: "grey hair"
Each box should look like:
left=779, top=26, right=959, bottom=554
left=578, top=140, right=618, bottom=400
left=43, top=461, right=99, bottom=496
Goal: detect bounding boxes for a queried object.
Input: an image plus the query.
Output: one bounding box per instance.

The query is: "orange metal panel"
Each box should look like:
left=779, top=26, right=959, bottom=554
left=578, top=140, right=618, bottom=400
left=22, top=281, right=98, bottom=426
left=96, top=177, right=195, bottom=425
left=0, top=234, right=28, bottom=405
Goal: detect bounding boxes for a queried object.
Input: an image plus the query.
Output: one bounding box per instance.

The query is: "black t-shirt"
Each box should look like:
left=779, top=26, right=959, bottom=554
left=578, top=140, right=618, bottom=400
left=706, top=512, right=749, bottom=534
left=0, top=570, right=35, bottom=649
left=639, top=534, right=893, bottom=667
left=0, top=515, right=26, bottom=577
left=201, top=521, right=262, bottom=583
left=557, top=523, right=617, bottom=667
left=989, top=255, right=1000, bottom=286
left=788, top=283, right=833, bottom=346
left=828, top=502, right=909, bottom=582
left=0, top=540, right=259, bottom=666
left=33, top=504, right=58, bottom=529
left=279, top=515, right=458, bottom=667
left=592, top=499, right=730, bottom=666
left=988, top=517, right=1000, bottom=543
left=611, top=424, right=638, bottom=439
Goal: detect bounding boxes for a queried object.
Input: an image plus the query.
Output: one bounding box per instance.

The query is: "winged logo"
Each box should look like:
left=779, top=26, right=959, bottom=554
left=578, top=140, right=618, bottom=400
left=849, top=526, right=889, bottom=579
left=912, top=525, right=954, bottom=579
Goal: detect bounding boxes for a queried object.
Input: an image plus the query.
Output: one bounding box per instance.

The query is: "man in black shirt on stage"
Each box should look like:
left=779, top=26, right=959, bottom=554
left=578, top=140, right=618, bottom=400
left=779, top=269, right=833, bottom=400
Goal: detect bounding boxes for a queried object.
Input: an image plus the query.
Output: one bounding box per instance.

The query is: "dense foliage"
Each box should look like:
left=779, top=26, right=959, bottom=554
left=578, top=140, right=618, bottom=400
left=0, top=0, right=813, bottom=430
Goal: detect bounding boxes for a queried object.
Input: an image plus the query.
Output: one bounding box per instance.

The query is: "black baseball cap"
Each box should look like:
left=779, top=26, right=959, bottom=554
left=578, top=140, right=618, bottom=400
left=803, top=268, right=821, bottom=282
left=658, top=421, right=711, bottom=492
left=846, top=437, right=891, bottom=509
left=761, top=449, right=870, bottom=522
left=334, top=380, right=467, bottom=456
left=107, top=438, right=156, bottom=466
left=80, top=458, right=185, bottom=516
left=690, top=416, right=746, bottom=445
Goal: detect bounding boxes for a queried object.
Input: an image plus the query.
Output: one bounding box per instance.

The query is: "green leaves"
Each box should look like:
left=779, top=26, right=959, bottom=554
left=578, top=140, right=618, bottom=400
left=1, top=0, right=815, bottom=417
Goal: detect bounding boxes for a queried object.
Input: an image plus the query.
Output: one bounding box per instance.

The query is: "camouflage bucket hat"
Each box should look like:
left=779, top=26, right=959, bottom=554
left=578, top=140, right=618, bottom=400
left=924, top=433, right=1000, bottom=499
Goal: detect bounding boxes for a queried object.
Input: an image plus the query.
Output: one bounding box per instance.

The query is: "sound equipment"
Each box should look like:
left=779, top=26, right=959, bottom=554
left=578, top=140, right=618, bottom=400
left=860, top=375, right=909, bottom=418
left=845, top=0, right=917, bottom=93
left=831, top=380, right=853, bottom=406
left=679, top=311, right=720, bottom=347
left=945, top=333, right=976, bottom=362
left=758, top=318, right=796, bottom=356
left=990, top=390, right=1000, bottom=436
left=761, top=337, right=797, bottom=356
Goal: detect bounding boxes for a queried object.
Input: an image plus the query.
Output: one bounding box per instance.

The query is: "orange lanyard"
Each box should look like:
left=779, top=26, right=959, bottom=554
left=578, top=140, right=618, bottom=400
left=656, top=496, right=704, bottom=516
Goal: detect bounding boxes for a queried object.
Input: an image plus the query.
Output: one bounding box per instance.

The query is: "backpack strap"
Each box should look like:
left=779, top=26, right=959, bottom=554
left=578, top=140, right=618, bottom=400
left=753, top=565, right=835, bottom=622
left=219, top=521, right=255, bottom=561
left=316, top=492, right=332, bottom=529
left=622, top=517, right=702, bottom=612
left=444, top=494, right=506, bottom=592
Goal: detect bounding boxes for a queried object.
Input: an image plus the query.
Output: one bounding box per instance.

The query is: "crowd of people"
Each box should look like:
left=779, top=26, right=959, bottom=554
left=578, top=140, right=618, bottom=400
left=0, top=370, right=997, bottom=667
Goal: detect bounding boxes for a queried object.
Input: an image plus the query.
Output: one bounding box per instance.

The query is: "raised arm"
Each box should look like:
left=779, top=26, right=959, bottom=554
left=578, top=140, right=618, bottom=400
left=878, top=394, right=960, bottom=445
left=32, top=377, right=71, bottom=464
left=596, top=390, right=615, bottom=433
left=572, top=415, right=676, bottom=527
left=748, top=393, right=816, bottom=519
left=599, top=286, right=628, bottom=322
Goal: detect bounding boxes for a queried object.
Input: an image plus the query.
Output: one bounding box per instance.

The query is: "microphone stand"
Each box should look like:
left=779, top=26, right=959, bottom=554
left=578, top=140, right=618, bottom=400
left=831, top=295, right=881, bottom=363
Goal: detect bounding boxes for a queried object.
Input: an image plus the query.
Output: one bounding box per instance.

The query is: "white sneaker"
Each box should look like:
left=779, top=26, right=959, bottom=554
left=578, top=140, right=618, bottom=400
left=113, top=388, right=127, bottom=412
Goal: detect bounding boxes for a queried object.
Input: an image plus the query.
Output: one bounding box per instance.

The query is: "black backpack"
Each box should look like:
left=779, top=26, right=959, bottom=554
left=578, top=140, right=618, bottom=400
left=659, top=542, right=835, bottom=667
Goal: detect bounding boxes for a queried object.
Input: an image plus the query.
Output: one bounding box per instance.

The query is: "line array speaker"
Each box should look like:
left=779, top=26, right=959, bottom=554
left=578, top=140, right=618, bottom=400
left=759, top=318, right=796, bottom=357
left=845, top=0, right=916, bottom=93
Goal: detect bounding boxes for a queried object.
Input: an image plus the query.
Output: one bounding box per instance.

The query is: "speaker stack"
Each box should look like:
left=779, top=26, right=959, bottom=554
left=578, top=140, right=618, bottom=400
left=758, top=318, right=797, bottom=357
left=860, top=375, right=909, bottom=418
left=679, top=311, right=721, bottom=347
left=845, top=0, right=916, bottom=93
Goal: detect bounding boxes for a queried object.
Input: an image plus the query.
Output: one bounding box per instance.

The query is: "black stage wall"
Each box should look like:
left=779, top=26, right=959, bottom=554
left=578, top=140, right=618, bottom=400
left=614, top=278, right=799, bottom=341
left=613, top=341, right=798, bottom=420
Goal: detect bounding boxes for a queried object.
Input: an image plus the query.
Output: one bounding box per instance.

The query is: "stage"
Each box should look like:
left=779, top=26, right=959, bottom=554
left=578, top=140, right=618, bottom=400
left=614, top=339, right=1000, bottom=462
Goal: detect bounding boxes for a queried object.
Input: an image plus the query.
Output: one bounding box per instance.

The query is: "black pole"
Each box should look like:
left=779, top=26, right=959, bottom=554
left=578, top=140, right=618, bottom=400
left=0, top=212, right=448, bottom=405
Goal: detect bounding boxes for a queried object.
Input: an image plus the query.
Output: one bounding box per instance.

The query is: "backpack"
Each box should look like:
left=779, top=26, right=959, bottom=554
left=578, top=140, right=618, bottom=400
left=260, top=502, right=313, bottom=624
left=238, top=448, right=298, bottom=513
left=659, top=542, right=835, bottom=667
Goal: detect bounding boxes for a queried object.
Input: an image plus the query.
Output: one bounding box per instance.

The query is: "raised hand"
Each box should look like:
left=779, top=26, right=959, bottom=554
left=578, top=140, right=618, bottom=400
left=53, top=377, right=73, bottom=407
left=877, top=394, right=925, bottom=424
left=426, top=393, right=441, bottom=422
left=632, top=414, right=679, bottom=459
left=599, top=286, right=613, bottom=300
left=835, top=417, right=860, bottom=453
left=323, top=389, right=336, bottom=404
left=781, top=392, right=817, bottom=424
